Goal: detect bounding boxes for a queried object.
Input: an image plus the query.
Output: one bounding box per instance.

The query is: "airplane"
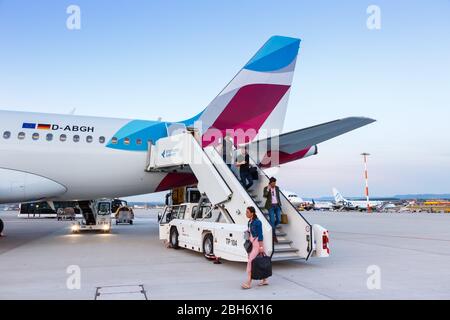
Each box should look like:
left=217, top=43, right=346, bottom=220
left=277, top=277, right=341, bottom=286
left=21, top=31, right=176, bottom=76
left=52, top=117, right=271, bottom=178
left=311, top=200, right=334, bottom=211
left=332, top=187, right=384, bottom=211
left=0, top=36, right=376, bottom=234
left=283, top=191, right=310, bottom=207
left=283, top=191, right=334, bottom=211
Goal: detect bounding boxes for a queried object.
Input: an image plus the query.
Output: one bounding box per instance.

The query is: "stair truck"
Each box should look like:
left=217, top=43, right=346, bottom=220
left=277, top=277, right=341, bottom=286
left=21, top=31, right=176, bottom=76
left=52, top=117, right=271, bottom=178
left=71, top=199, right=112, bottom=233
left=150, top=132, right=330, bottom=263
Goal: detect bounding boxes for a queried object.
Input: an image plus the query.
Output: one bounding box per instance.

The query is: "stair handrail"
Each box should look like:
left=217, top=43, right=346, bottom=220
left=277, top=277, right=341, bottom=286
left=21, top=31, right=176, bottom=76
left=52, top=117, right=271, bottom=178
left=207, top=144, right=276, bottom=258
left=246, top=153, right=314, bottom=260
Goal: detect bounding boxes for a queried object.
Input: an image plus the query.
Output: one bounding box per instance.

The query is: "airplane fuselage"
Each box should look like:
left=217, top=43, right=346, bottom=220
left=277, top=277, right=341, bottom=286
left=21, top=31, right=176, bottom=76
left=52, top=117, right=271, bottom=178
left=0, top=110, right=181, bottom=203
left=336, top=200, right=384, bottom=210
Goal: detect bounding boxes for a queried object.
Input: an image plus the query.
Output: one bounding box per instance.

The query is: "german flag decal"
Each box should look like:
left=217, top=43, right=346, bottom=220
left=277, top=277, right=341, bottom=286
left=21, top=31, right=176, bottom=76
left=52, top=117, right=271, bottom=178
left=37, top=124, right=51, bottom=130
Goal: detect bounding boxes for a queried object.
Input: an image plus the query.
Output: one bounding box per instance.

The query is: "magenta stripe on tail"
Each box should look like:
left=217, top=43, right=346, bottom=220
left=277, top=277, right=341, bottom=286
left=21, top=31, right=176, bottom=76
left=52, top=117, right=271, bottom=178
left=202, top=84, right=290, bottom=146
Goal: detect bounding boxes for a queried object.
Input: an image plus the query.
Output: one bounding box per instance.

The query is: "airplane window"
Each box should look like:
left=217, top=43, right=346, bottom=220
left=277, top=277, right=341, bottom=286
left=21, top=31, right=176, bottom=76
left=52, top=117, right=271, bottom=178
left=3, top=131, right=11, bottom=139
left=46, top=133, right=53, bottom=141
left=60, top=134, right=67, bottom=142
left=86, top=135, right=93, bottom=143
left=18, top=132, right=25, bottom=140
left=32, top=133, right=39, bottom=141
left=124, top=138, right=130, bottom=145
left=73, top=135, right=80, bottom=143
left=136, top=138, right=142, bottom=145
left=99, top=136, right=106, bottom=144
left=111, top=137, right=118, bottom=144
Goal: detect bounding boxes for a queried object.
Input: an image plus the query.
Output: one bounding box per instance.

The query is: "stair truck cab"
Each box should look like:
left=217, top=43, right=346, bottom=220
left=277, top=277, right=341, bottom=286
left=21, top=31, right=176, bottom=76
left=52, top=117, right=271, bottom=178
left=159, top=198, right=250, bottom=261
left=71, top=199, right=112, bottom=233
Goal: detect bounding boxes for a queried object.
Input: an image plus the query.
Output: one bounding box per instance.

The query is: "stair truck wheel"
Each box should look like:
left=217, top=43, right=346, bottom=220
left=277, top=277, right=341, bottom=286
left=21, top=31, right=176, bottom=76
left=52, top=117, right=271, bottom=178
left=0, top=218, right=4, bottom=235
left=203, top=233, right=214, bottom=258
left=130, top=220, right=133, bottom=225
left=170, top=227, right=179, bottom=249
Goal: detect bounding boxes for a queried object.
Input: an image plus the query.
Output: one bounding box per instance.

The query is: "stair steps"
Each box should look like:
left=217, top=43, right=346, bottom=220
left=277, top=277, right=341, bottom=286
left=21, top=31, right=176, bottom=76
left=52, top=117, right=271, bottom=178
left=271, top=254, right=302, bottom=262
left=274, top=239, right=292, bottom=245
left=275, top=230, right=287, bottom=237
left=273, top=247, right=299, bottom=254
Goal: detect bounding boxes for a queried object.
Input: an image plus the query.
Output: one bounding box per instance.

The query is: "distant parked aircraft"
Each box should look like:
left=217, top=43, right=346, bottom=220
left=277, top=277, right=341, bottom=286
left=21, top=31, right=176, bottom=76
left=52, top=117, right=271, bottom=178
left=284, top=191, right=311, bottom=207
left=312, top=200, right=334, bottom=211
left=332, top=188, right=384, bottom=211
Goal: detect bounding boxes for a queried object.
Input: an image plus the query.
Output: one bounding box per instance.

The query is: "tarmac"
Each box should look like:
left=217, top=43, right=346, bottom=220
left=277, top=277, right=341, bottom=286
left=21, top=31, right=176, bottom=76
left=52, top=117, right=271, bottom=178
left=0, top=209, right=449, bottom=300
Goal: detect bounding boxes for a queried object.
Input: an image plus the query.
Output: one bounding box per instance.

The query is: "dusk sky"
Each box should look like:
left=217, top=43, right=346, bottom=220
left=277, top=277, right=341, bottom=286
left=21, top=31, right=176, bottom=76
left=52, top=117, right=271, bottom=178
left=0, top=1, right=449, bottom=201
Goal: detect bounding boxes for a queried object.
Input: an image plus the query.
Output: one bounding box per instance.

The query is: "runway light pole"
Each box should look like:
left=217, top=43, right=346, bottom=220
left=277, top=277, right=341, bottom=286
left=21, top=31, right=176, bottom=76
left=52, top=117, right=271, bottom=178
left=361, top=153, right=371, bottom=213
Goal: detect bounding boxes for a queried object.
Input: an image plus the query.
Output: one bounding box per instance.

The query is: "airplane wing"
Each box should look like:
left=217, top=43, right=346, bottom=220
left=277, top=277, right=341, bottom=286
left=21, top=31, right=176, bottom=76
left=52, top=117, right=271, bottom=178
left=251, top=117, right=376, bottom=167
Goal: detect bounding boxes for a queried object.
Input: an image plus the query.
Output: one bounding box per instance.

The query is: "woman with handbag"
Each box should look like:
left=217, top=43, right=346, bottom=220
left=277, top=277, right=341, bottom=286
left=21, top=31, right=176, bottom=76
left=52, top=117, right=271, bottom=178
left=242, top=206, right=269, bottom=289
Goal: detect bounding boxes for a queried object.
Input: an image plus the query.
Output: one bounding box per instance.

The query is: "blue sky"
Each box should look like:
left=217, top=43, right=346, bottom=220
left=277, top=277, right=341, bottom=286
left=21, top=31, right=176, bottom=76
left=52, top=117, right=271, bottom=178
left=0, top=1, right=449, bottom=200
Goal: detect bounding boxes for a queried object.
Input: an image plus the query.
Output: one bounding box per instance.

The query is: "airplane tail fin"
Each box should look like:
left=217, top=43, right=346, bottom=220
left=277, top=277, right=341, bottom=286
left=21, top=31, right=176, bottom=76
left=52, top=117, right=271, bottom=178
left=185, top=36, right=301, bottom=146
left=332, top=188, right=346, bottom=203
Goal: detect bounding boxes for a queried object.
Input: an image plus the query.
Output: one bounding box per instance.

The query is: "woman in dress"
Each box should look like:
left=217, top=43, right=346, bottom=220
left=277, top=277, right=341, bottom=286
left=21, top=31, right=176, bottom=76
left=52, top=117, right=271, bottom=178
left=242, top=206, right=269, bottom=289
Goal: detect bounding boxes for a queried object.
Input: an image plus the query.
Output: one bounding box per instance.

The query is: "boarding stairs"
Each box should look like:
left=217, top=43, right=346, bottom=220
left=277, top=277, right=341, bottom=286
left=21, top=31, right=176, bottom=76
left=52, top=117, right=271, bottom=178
left=246, top=188, right=305, bottom=261
left=146, top=132, right=319, bottom=261
left=78, top=200, right=96, bottom=225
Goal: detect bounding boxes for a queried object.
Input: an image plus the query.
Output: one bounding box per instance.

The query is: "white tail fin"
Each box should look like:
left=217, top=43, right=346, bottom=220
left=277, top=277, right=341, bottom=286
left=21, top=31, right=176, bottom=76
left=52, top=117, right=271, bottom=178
left=184, top=36, right=301, bottom=146
left=332, top=188, right=347, bottom=203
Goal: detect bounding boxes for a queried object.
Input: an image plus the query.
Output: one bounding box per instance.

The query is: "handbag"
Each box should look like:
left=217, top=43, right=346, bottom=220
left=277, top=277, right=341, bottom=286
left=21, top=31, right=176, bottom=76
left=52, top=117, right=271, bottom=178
left=243, top=226, right=253, bottom=253
left=251, top=253, right=272, bottom=280
left=244, top=238, right=253, bottom=253
left=281, top=213, right=288, bottom=224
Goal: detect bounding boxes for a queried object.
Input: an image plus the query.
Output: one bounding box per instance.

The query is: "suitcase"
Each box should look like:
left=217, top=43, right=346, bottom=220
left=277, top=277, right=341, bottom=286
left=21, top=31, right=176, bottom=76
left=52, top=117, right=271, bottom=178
left=251, top=254, right=272, bottom=280
left=281, top=213, right=288, bottom=224
left=249, top=167, right=259, bottom=180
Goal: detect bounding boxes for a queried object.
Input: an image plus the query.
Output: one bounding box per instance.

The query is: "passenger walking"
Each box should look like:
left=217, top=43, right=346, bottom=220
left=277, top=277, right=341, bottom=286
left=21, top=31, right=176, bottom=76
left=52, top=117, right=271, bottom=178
left=222, top=132, right=234, bottom=168
left=263, top=177, right=282, bottom=242
left=236, top=147, right=253, bottom=190
left=242, top=206, right=268, bottom=289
